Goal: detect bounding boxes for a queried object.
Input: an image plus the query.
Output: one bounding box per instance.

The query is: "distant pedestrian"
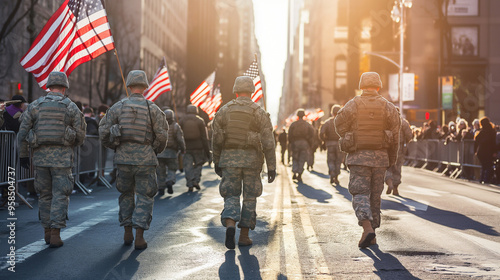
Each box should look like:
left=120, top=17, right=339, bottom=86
left=157, top=109, right=185, bottom=195
left=334, top=72, right=400, bottom=248
left=179, top=105, right=211, bottom=192
left=288, top=109, right=315, bottom=181
left=474, top=117, right=497, bottom=184
left=17, top=71, right=86, bottom=248
left=319, top=104, right=343, bottom=185
left=212, top=76, right=276, bottom=249
left=99, top=70, right=168, bottom=250
left=1, top=95, right=27, bottom=133
left=278, top=127, right=288, bottom=164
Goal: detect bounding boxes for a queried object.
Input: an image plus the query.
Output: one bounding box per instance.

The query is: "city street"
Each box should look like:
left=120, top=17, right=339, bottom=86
left=1, top=151, right=500, bottom=280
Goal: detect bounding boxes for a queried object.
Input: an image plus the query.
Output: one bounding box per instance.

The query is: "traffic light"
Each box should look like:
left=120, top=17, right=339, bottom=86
left=414, top=75, right=419, bottom=91
left=17, top=83, right=21, bottom=91
left=425, top=111, right=430, bottom=120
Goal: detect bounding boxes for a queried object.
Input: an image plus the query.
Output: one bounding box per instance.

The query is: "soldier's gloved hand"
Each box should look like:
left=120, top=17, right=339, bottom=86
left=214, top=164, right=222, bottom=177
left=268, top=170, right=276, bottom=183
left=20, top=157, right=30, bottom=169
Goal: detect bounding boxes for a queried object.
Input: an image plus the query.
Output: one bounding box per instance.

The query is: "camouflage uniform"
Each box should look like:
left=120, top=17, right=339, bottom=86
left=319, top=105, right=344, bottom=183
left=157, top=110, right=185, bottom=193
left=334, top=73, right=400, bottom=230
left=179, top=105, right=210, bottom=191
left=99, top=71, right=168, bottom=230
left=385, top=117, right=412, bottom=187
left=213, top=89, right=276, bottom=230
left=17, top=73, right=86, bottom=230
left=288, top=110, right=315, bottom=179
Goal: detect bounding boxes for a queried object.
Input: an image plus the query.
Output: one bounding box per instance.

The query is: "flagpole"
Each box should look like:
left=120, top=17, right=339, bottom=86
left=114, top=49, right=129, bottom=96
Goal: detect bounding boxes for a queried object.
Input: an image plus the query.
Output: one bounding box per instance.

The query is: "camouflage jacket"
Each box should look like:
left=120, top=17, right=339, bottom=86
left=334, top=90, right=400, bottom=167
left=17, top=92, right=86, bottom=168
left=399, top=118, right=413, bottom=153
left=212, top=96, right=276, bottom=170
left=319, top=117, right=340, bottom=145
left=99, top=93, right=168, bottom=166
left=288, top=119, right=315, bottom=149
left=157, top=121, right=185, bottom=159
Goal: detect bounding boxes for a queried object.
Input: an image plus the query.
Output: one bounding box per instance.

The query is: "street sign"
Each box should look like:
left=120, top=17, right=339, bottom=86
left=442, top=76, right=453, bottom=110
left=388, top=73, right=415, bottom=102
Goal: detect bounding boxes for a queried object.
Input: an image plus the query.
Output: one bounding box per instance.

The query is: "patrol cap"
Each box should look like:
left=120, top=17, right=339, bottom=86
left=126, top=70, right=149, bottom=88
left=359, top=72, right=382, bottom=89
left=47, top=71, right=69, bottom=89
left=233, top=76, right=255, bottom=94
left=187, top=104, right=198, bottom=114
left=331, top=105, right=341, bottom=116
left=164, top=109, right=175, bottom=120
left=297, top=108, right=305, bottom=118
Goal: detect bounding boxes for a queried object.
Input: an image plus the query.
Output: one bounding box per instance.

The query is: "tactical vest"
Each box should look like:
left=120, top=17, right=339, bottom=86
left=36, top=95, right=71, bottom=145
left=119, top=98, right=153, bottom=144
left=324, top=119, right=340, bottom=141
left=166, top=123, right=178, bottom=149
left=223, top=101, right=260, bottom=149
left=354, top=95, right=387, bottom=150
left=182, top=116, right=201, bottom=140
left=292, top=120, right=309, bottom=140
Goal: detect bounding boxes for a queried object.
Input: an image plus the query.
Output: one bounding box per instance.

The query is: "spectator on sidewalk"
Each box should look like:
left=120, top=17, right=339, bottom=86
left=474, top=117, right=497, bottom=184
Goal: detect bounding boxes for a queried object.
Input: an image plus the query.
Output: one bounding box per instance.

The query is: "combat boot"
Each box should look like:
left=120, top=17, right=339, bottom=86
left=123, top=226, right=134, bottom=245
left=330, top=176, right=334, bottom=184
left=292, top=173, right=297, bottom=180
left=135, top=228, right=147, bottom=250
left=44, top=228, right=51, bottom=244
left=166, top=182, right=173, bottom=194
left=297, top=173, right=302, bottom=182
left=158, top=188, right=165, bottom=196
left=193, top=183, right=201, bottom=190
left=358, top=220, right=376, bottom=248
left=238, top=227, right=253, bottom=246
left=49, top=228, right=64, bottom=248
left=386, top=178, right=393, bottom=195
left=392, top=184, right=400, bottom=196
left=225, top=218, right=236, bottom=249
left=333, top=175, right=339, bottom=185
left=187, top=187, right=193, bottom=192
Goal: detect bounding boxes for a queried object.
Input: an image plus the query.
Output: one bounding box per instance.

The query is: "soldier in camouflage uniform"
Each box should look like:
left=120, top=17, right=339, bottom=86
left=288, top=109, right=315, bottom=181
left=319, top=104, right=344, bottom=185
left=157, top=109, right=185, bottom=195
left=179, top=105, right=210, bottom=192
left=17, top=71, right=86, bottom=248
left=99, top=70, right=168, bottom=250
left=385, top=111, right=412, bottom=195
left=212, top=76, right=276, bottom=249
left=334, top=72, right=400, bottom=248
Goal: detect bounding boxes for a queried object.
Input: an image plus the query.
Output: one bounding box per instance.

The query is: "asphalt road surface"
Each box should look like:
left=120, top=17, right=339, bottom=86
left=1, top=151, right=500, bottom=279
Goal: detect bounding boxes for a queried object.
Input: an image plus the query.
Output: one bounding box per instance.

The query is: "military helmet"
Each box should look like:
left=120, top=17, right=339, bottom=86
left=233, top=76, right=255, bottom=94
left=331, top=105, right=341, bottom=116
left=359, top=72, right=382, bottom=89
left=187, top=104, right=198, bottom=114
left=47, top=71, right=69, bottom=89
left=164, top=109, right=175, bottom=120
left=297, top=108, right=305, bottom=118
left=126, top=70, right=149, bottom=88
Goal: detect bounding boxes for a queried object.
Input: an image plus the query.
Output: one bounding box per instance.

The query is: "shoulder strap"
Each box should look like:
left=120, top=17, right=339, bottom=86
left=146, top=100, right=156, bottom=143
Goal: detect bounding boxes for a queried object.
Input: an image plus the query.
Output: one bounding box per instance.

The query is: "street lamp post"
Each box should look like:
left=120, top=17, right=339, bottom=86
left=391, top=0, right=412, bottom=116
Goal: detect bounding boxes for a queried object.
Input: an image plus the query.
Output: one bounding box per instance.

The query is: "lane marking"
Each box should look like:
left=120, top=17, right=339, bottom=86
left=262, top=165, right=284, bottom=279
left=282, top=169, right=302, bottom=279
left=455, top=196, right=500, bottom=214
left=288, top=179, right=332, bottom=279
left=389, top=196, right=429, bottom=211
left=404, top=185, right=448, bottom=197
left=453, top=231, right=500, bottom=257
left=0, top=206, right=118, bottom=270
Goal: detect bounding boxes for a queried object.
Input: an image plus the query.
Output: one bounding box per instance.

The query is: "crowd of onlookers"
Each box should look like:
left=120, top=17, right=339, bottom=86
left=409, top=117, right=500, bottom=184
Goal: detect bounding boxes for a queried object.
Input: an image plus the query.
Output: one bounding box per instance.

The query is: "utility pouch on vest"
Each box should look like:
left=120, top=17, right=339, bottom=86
left=119, top=99, right=152, bottom=144
left=109, top=124, right=122, bottom=147
left=27, top=129, right=39, bottom=149
left=383, top=130, right=393, bottom=149
left=339, top=132, right=355, bottom=153
left=63, top=126, right=76, bottom=146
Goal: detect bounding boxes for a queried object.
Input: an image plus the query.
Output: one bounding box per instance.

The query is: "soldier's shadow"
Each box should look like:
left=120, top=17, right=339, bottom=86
left=309, top=170, right=329, bottom=179
left=332, top=183, right=352, bottom=202
left=219, top=250, right=240, bottom=280
left=296, top=182, right=332, bottom=203
left=103, top=249, right=144, bottom=280
left=362, top=245, right=421, bottom=280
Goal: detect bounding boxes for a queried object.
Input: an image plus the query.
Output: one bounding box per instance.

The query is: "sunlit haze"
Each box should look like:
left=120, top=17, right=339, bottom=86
left=252, top=0, right=288, bottom=126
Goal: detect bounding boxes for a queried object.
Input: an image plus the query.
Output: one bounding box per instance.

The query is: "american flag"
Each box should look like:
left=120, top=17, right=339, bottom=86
left=144, top=65, right=171, bottom=102
left=190, top=71, right=216, bottom=107
left=200, top=85, right=222, bottom=120
left=20, top=0, right=115, bottom=90
left=243, top=58, right=263, bottom=102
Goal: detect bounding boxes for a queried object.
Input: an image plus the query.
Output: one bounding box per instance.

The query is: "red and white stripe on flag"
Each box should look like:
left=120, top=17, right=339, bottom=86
left=144, top=66, right=171, bottom=101
left=200, top=86, right=222, bottom=120
left=190, top=71, right=215, bottom=107
left=243, top=58, right=263, bottom=103
left=20, top=0, right=115, bottom=90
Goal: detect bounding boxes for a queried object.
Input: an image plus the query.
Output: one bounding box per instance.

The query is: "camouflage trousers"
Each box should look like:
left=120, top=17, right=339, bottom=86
left=183, top=150, right=206, bottom=188
left=326, top=142, right=343, bottom=178
left=157, top=158, right=178, bottom=190
left=34, top=167, right=73, bottom=228
left=116, top=164, right=158, bottom=230
left=348, top=165, right=386, bottom=229
left=292, top=147, right=310, bottom=174
left=219, top=167, right=262, bottom=230
left=385, top=152, right=405, bottom=186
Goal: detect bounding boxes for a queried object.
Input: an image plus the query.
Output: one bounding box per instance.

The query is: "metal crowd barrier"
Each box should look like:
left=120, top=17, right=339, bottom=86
left=405, top=139, right=481, bottom=179
left=0, top=131, right=114, bottom=208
